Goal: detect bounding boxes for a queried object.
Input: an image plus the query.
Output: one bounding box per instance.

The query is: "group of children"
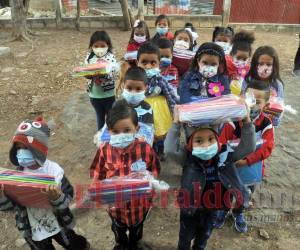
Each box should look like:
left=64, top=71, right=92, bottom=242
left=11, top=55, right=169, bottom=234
left=0, top=14, right=285, bottom=250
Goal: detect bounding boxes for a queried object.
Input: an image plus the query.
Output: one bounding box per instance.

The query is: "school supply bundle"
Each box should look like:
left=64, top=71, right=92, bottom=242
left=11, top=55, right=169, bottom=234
left=177, top=95, right=247, bottom=126
left=72, top=61, right=111, bottom=78
left=268, top=96, right=284, bottom=114
left=145, top=96, right=173, bottom=137
left=172, top=48, right=195, bottom=60
left=89, top=170, right=169, bottom=204
left=124, top=51, right=138, bottom=61
left=230, top=79, right=243, bottom=96
left=0, top=167, right=56, bottom=208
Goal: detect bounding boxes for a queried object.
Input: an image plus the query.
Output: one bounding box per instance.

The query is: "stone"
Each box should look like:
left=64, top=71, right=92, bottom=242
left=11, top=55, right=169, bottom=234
left=259, top=229, right=270, bottom=240
left=56, top=72, right=63, bottom=78
left=16, top=52, right=29, bottom=58
left=1, top=67, right=14, bottom=73
left=9, top=90, right=17, bottom=95
left=15, top=238, right=26, bottom=247
left=295, top=223, right=300, bottom=230
left=0, top=47, right=10, bottom=57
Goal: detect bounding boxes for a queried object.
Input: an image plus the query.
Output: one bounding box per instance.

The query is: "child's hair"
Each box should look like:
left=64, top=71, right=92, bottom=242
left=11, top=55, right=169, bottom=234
left=191, top=42, right=227, bottom=74
left=174, top=29, right=193, bottom=50
left=246, top=79, right=271, bottom=101
left=129, top=20, right=150, bottom=43
left=184, top=22, right=196, bottom=32
left=247, top=46, right=282, bottom=83
left=155, top=14, right=170, bottom=26
left=106, top=99, right=138, bottom=130
left=212, top=26, right=234, bottom=42
left=137, top=42, right=160, bottom=61
left=124, top=66, right=147, bottom=84
left=231, top=30, right=255, bottom=56
left=89, top=31, right=113, bottom=53
left=157, top=38, right=173, bottom=51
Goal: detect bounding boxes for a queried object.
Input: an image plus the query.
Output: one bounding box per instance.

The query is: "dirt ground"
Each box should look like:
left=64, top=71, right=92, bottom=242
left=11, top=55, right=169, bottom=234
left=0, top=28, right=300, bottom=250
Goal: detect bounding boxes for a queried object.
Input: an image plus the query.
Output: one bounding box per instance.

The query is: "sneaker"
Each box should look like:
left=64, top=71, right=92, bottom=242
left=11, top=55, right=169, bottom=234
left=214, top=210, right=229, bottom=229
left=232, top=213, right=248, bottom=233
left=113, top=244, right=127, bottom=250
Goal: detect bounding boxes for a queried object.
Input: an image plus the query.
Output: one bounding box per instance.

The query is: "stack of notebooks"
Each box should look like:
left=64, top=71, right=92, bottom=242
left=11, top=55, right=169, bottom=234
left=0, top=168, right=56, bottom=208
left=72, top=61, right=110, bottom=78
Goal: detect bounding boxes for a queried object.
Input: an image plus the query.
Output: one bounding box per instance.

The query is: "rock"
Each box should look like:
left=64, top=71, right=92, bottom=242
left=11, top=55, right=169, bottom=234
left=56, top=72, right=63, bottom=78
left=9, top=90, right=17, bottom=95
left=38, top=83, right=46, bottom=88
left=16, top=52, right=28, bottom=58
left=1, top=67, right=14, bottom=73
left=2, top=77, right=10, bottom=81
left=295, top=223, right=300, bottom=230
left=0, top=47, right=10, bottom=57
left=259, top=229, right=270, bottom=240
left=15, top=238, right=26, bottom=247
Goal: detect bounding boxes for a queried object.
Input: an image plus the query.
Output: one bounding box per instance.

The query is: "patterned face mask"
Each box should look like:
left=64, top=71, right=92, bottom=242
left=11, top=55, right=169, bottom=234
left=92, top=47, right=108, bottom=57
left=199, top=65, right=218, bottom=78
left=174, top=40, right=190, bottom=50
left=134, top=34, right=146, bottom=44
left=257, top=65, right=273, bottom=79
left=233, top=57, right=248, bottom=69
left=109, top=133, right=135, bottom=148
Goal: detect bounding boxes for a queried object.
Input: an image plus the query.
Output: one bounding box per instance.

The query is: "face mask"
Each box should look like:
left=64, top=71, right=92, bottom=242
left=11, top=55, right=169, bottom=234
left=16, top=149, right=36, bottom=167
left=250, top=105, right=261, bottom=120
left=134, top=34, right=146, bottom=44
left=110, top=133, right=135, bottom=148
left=156, top=27, right=168, bottom=36
left=257, top=65, right=273, bottom=79
left=160, top=57, right=172, bottom=67
left=199, top=65, right=218, bottom=78
left=174, top=40, right=190, bottom=50
left=145, top=68, right=160, bottom=78
left=192, top=142, right=218, bottom=161
left=233, top=57, right=248, bottom=69
left=93, top=47, right=108, bottom=57
left=215, top=41, right=232, bottom=55
left=122, top=89, right=146, bottom=105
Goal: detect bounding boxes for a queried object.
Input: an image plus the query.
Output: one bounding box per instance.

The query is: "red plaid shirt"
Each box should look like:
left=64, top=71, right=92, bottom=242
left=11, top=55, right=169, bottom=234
left=90, top=139, right=160, bottom=226
left=161, top=64, right=179, bottom=87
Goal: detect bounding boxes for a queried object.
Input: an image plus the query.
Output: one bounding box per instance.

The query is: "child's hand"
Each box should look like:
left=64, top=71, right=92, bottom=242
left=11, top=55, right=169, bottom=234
left=235, top=159, right=248, bottom=167
left=173, top=105, right=180, bottom=123
left=46, top=185, right=61, bottom=201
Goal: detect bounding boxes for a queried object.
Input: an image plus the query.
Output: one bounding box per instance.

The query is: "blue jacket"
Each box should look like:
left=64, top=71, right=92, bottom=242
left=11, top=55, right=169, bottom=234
left=179, top=70, right=231, bottom=104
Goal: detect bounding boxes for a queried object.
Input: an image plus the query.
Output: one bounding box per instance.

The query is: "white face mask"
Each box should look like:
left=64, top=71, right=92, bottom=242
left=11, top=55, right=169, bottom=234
left=199, top=65, right=218, bottom=78
left=215, top=41, right=232, bottom=55
left=257, top=65, right=273, bottom=79
left=134, top=34, right=146, bottom=44
left=93, top=47, right=108, bottom=57
left=174, top=40, right=190, bottom=50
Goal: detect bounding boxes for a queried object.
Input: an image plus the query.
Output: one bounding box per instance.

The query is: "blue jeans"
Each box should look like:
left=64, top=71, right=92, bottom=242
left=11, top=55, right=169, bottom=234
left=178, top=210, right=217, bottom=250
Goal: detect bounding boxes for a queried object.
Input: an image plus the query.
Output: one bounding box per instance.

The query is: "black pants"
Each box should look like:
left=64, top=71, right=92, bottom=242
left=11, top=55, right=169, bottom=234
left=178, top=210, right=216, bottom=250
left=294, top=35, right=300, bottom=71
left=90, top=96, right=115, bottom=131
left=111, top=217, right=145, bottom=247
left=25, top=229, right=88, bottom=250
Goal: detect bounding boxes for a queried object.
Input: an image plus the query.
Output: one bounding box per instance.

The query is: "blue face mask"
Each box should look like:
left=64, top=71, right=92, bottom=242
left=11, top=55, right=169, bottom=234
left=192, top=142, right=218, bottom=160
left=160, top=57, right=172, bottom=68
left=122, top=89, right=146, bottom=105
left=109, top=133, right=135, bottom=148
left=146, top=68, right=160, bottom=78
left=156, top=27, right=168, bottom=36
left=16, top=149, right=36, bottom=167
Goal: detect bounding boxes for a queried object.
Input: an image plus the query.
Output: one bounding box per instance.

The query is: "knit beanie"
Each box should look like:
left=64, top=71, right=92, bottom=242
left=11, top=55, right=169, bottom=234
left=9, top=117, right=50, bottom=167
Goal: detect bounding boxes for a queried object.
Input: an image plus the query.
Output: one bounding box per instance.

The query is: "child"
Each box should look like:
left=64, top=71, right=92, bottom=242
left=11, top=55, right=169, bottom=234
left=226, top=30, right=255, bottom=95
left=90, top=100, right=160, bottom=250
left=137, top=42, right=178, bottom=160
left=241, top=46, right=284, bottom=126
left=164, top=106, right=255, bottom=250
left=217, top=80, right=275, bottom=233
left=212, top=26, right=234, bottom=55
left=172, top=29, right=195, bottom=78
left=85, top=30, right=119, bottom=131
left=151, top=14, right=174, bottom=45
left=0, top=118, right=89, bottom=250
left=179, top=42, right=230, bottom=104
left=184, top=22, right=199, bottom=52
left=127, top=20, right=150, bottom=53
left=157, top=38, right=179, bottom=89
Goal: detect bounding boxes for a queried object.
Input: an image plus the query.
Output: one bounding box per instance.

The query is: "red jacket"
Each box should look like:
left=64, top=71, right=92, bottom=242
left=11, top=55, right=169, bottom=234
left=127, top=41, right=143, bottom=52
left=219, top=113, right=274, bottom=174
left=225, top=55, right=250, bottom=80
left=161, top=64, right=179, bottom=87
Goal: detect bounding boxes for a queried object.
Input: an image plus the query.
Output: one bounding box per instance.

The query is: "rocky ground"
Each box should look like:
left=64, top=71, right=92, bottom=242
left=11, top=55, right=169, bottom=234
left=0, top=28, right=300, bottom=250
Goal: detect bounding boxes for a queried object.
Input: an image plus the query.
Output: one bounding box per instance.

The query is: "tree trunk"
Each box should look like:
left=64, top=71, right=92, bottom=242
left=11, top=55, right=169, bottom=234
left=119, top=0, right=131, bottom=31
left=75, top=0, right=81, bottom=31
left=10, top=0, right=31, bottom=41
left=56, top=0, right=62, bottom=28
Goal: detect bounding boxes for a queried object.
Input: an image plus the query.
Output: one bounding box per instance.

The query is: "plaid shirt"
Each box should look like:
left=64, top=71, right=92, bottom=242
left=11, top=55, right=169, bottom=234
left=161, top=64, right=179, bottom=87
left=146, top=75, right=178, bottom=112
left=90, top=139, right=160, bottom=226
